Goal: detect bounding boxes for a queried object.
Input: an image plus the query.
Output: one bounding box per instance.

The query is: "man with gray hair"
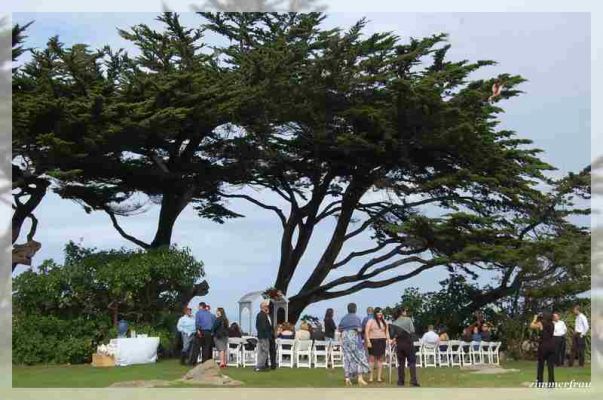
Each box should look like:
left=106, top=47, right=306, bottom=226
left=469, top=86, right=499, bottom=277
left=255, top=300, right=276, bottom=371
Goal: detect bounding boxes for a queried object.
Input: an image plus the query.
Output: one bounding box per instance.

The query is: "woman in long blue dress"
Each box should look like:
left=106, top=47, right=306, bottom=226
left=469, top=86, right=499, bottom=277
left=338, top=303, right=369, bottom=386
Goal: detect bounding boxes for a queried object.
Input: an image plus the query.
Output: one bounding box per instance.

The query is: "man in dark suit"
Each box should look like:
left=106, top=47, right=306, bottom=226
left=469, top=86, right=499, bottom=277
left=255, top=300, right=276, bottom=371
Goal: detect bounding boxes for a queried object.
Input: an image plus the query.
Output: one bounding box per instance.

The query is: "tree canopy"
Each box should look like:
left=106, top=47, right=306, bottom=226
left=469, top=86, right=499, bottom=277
left=200, top=12, right=589, bottom=320
left=12, top=13, right=591, bottom=322
left=12, top=13, right=244, bottom=255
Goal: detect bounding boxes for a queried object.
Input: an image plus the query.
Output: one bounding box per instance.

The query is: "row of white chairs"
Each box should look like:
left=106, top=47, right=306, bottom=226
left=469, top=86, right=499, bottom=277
left=275, top=339, right=345, bottom=368
left=385, top=340, right=502, bottom=368
left=211, top=337, right=501, bottom=369
left=218, top=337, right=344, bottom=368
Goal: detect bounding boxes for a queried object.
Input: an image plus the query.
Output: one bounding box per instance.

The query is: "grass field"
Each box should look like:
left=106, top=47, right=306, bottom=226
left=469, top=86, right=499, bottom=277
left=12, top=360, right=591, bottom=388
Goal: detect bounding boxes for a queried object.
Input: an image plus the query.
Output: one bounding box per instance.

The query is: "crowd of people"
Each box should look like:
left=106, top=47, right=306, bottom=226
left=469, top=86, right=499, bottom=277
left=529, top=305, right=590, bottom=386
left=175, top=300, right=590, bottom=387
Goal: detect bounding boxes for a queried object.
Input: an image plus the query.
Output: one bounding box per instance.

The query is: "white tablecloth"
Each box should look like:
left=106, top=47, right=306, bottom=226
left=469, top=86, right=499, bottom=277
left=111, top=337, right=160, bottom=366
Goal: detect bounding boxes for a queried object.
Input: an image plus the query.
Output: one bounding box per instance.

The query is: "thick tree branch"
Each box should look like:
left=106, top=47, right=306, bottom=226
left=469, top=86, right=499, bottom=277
left=274, top=173, right=335, bottom=291
left=333, top=239, right=399, bottom=268
left=12, top=175, right=49, bottom=244
left=150, top=153, right=170, bottom=174
left=344, top=207, right=390, bottom=241
left=316, top=199, right=342, bottom=221
left=103, top=208, right=151, bottom=249
left=465, top=269, right=522, bottom=312
left=26, top=213, right=38, bottom=242
left=297, top=180, right=369, bottom=294
left=221, top=193, right=287, bottom=226
left=316, top=261, right=442, bottom=301
left=326, top=255, right=433, bottom=291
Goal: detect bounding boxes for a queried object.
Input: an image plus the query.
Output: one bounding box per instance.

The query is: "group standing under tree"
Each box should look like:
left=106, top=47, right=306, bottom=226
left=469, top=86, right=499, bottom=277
left=176, top=299, right=589, bottom=387
left=529, top=304, right=590, bottom=387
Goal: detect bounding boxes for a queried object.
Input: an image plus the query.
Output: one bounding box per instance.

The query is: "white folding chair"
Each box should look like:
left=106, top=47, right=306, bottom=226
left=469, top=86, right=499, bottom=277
left=461, top=341, right=473, bottom=366
left=437, top=341, right=450, bottom=367
left=469, top=341, right=482, bottom=364
left=277, top=338, right=295, bottom=368
left=422, top=342, right=437, bottom=367
left=295, top=340, right=312, bottom=368
left=329, top=341, right=344, bottom=368
left=479, top=341, right=490, bottom=364
left=384, top=341, right=397, bottom=367
left=242, top=337, right=258, bottom=367
left=448, top=340, right=463, bottom=367
left=227, top=338, right=243, bottom=367
left=490, top=341, right=501, bottom=365
left=312, top=340, right=330, bottom=368
left=413, top=341, right=423, bottom=368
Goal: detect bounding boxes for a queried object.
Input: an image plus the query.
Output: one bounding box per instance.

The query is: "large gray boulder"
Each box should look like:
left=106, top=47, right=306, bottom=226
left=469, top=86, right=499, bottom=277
left=180, top=360, right=243, bottom=386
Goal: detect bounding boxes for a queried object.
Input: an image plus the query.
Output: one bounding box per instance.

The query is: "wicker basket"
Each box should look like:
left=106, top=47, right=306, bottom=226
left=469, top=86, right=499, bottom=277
left=91, top=353, right=115, bottom=367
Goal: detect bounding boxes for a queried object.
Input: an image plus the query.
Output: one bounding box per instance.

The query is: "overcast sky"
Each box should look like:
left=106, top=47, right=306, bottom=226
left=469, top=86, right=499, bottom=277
left=12, top=12, right=590, bottom=332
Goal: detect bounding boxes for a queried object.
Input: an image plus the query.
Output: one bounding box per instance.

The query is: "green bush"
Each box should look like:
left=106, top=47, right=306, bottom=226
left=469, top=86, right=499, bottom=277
left=13, top=314, right=112, bottom=365
left=12, top=243, right=205, bottom=365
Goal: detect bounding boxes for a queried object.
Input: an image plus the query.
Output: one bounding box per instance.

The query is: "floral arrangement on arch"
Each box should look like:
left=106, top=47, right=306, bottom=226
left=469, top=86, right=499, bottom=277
left=300, top=314, right=320, bottom=327
left=262, top=287, right=285, bottom=301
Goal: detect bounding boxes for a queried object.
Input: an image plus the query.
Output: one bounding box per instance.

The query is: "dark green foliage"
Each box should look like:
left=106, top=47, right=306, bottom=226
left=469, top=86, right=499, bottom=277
left=12, top=315, right=113, bottom=365
left=12, top=13, right=244, bottom=250
left=384, top=276, right=591, bottom=361
left=14, top=242, right=204, bottom=320
left=200, top=13, right=590, bottom=321
left=383, top=275, right=501, bottom=336
left=12, top=243, right=204, bottom=364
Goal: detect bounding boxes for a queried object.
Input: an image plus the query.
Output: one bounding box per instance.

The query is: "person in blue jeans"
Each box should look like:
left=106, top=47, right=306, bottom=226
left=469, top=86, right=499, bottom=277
left=176, top=307, right=196, bottom=365
left=189, top=302, right=214, bottom=365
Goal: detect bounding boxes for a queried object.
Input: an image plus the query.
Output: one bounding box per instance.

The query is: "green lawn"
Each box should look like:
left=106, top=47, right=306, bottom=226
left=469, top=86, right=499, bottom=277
left=13, top=360, right=591, bottom=388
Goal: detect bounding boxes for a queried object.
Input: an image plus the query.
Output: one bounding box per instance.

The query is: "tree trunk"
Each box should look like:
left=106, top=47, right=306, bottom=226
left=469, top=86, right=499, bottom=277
left=149, top=191, right=191, bottom=248
left=286, top=295, right=311, bottom=324
left=274, top=216, right=317, bottom=293
left=12, top=177, right=49, bottom=244
left=295, top=185, right=365, bottom=296
left=108, top=301, right=119, bottom=327
left=274, top=180, right=368, bottom=319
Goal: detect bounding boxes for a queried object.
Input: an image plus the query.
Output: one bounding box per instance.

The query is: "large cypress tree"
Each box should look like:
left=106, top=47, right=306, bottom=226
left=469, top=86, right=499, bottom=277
left=11, top=21, right=49, bottom=270
left=13, top=13, right=243, bottom=252
left=203, top=13, right=589, bottom=321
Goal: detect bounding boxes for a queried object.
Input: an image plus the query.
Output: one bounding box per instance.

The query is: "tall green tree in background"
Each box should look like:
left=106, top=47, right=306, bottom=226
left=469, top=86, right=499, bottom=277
left=12, top=13, right=243, bottom=255
left=11, top=21, right=49, bottom=270
left=202, top=12, right=590, bottom=321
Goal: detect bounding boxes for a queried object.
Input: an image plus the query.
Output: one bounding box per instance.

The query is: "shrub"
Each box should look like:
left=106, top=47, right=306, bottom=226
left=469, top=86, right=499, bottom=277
left=12, top=243, right=205, bottom=364
left=13, top=314, right=112, bottom=365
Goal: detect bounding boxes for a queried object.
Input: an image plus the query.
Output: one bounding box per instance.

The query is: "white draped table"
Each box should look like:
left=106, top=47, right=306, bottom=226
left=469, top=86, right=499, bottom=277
left=110, top=337, right=160, bottom=366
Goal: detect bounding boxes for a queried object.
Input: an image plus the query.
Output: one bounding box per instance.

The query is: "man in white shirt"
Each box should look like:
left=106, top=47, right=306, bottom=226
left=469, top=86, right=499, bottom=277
left=569, top=305, right=589, bottom=367
left=421, top=325, right=440, bottom=347
left=552, top=312, right=567, bottom=366
left=176, top=307, right=196, bottom=365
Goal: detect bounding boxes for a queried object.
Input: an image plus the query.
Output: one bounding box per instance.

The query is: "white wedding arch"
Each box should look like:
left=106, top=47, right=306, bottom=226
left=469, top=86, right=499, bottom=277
left=237, top=291, right=289, bottom=335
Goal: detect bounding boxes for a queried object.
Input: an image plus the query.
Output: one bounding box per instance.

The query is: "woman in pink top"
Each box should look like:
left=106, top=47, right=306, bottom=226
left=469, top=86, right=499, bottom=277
left=364, top=307, right=389, bottom=383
